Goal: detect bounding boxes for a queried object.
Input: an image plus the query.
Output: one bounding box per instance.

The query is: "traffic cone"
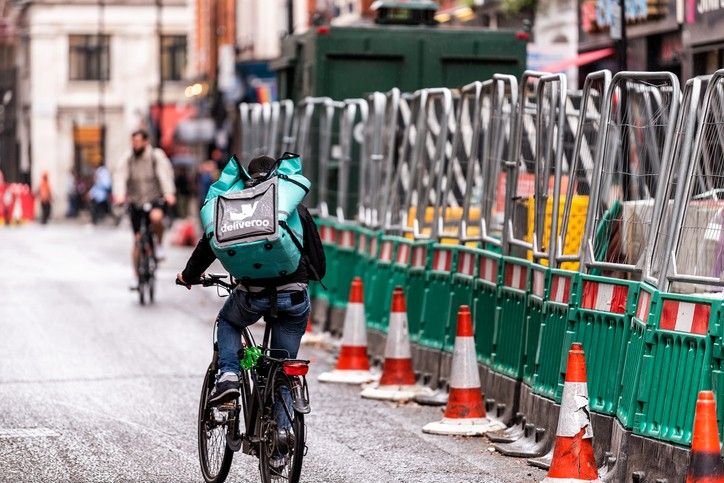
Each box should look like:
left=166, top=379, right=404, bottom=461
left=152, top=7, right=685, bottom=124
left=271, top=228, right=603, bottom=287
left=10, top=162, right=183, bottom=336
left=300, top=315, right=326, bottom=346
left=11, top=192, right=22, bottom=224
left=422, top=305, right=505, bottom=435
left=318, top=277, right=376, bottom=384
left=686, top=390, right=724, bottom=483
left=543, top=343, right=601, bottom=482
left=360, top=286, right=432, bottom=401
left=173, top=220, right=197, bottom=247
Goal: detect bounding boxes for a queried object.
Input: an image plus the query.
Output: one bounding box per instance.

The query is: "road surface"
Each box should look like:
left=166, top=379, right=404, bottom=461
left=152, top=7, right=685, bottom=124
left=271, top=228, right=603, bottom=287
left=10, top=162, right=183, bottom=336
left=0, top=221, right=546, bottom=482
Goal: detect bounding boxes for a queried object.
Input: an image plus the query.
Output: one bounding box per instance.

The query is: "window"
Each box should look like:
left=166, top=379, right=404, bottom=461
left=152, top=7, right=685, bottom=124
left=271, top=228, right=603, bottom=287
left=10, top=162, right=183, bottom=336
left=161, top=35, right=187, bottom=81
left=69, top=35, right=110, bottom=81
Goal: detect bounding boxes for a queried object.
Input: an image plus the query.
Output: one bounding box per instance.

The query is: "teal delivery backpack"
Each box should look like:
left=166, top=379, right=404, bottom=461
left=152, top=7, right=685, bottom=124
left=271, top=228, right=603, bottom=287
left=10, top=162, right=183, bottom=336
left=200, top=152, right=311, bottom=280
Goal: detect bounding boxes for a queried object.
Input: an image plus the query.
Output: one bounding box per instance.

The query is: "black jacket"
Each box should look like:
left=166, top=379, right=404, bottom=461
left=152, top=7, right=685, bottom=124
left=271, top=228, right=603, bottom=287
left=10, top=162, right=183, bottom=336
left=181, top=205, right=322, bottom=287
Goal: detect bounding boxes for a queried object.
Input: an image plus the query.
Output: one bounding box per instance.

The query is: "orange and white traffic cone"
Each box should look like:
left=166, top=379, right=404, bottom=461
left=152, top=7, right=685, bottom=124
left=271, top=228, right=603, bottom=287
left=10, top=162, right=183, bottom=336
left=543, top=343, right=601, bottom=482
left=318, top=277, right=376, bottom=384
left=423, top=305, right=505, bottom=435
left=686, top=390, right=724, bottom=483
left=11, top=193, right=22, bottom=225
left=300, top=315, right=326, bottom=346
left=360, top=286, right=432, bottom=401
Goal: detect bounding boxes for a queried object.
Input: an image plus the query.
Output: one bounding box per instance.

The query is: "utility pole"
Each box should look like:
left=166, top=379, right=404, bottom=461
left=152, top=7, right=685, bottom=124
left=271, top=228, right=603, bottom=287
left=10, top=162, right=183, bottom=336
left=98, top=0, right=105, bottom=164
left=287, top=0, right=294, bottom=35
left=156, top=0, right=164, bottom=150
left=613, top=0, right=628, bottom=71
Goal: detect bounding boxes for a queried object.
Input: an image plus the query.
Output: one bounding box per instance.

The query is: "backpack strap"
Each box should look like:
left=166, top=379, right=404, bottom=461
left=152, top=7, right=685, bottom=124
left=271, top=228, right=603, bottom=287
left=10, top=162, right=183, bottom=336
left=277, top=174, right=310, bottom=194
left=279, top=220, right=327, bottom=290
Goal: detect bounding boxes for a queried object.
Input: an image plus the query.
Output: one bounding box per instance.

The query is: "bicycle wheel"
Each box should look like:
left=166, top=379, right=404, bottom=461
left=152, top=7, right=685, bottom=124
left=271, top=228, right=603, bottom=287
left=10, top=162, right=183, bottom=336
left=148, top=275, right=155, bottom=304
left=136, top=243, right=148, bottom=305
left=198, top=364, right=234, bottom=483
left=259, top=373, right=306, bottom=483
left=138, top=280, right=146, bottom=305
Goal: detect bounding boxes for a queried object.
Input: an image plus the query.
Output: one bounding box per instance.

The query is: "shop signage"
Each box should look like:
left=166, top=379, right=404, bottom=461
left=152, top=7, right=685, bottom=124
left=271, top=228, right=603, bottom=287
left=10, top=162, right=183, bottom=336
left=581, top=0, right=669, bottom=33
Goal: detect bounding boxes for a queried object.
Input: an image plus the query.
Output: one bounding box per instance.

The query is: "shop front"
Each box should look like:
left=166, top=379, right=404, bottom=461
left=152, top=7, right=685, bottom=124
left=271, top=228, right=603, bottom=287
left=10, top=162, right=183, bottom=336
left=684, top=4, right=724, bottom=79
left=578, top=0, right=681, bottom=82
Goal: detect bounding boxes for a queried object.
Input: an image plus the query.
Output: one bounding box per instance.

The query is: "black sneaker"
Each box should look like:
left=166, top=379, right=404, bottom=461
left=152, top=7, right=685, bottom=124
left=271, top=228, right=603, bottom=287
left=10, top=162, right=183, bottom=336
left=275, top=426, right=294, bottom=455
left=208, top=372, right=240, bottom=406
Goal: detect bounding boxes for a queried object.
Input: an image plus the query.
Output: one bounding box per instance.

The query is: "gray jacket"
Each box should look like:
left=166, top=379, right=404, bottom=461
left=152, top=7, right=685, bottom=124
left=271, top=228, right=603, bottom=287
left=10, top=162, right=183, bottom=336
left=113, top=145, right=175, bottom=205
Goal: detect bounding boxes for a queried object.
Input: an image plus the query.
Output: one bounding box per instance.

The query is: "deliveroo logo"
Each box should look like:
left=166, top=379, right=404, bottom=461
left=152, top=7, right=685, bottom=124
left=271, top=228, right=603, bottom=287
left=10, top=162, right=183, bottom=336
left=221, top=201, right=272, bottom=234
left=230, top=201, right=259, bottom=221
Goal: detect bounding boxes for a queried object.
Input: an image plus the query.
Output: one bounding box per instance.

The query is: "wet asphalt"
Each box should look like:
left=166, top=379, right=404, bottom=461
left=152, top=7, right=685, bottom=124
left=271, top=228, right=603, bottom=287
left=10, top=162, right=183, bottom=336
left=0, top=221, right=546, bottom=482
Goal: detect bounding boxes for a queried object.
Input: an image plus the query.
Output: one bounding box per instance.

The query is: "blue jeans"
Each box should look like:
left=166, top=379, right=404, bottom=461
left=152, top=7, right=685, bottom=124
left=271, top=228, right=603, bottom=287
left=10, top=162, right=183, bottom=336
left=216, top=288, right=310, bottom=429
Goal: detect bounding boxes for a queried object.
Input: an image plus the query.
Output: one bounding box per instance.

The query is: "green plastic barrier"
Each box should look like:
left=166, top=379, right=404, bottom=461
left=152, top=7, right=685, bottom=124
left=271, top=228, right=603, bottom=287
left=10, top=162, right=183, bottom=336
left=406, top=240, right=435, bottom=346
left=444, top=246, right=478, bottom=351
left=473, top=250, right=502, bottom=366
left=376, top=236, right=415, bottom=335
left=618, top=289, right=724, bottom=447
left=329, top=223, right=359, bottom=312
left=354, top=227, right=379, bottom=301
left=365, top=235, right=398, bottom=332
left=418, top=244, right=458, bottom=350
left=523, top=264, right=548, bottom=387
left=616, top=284, right=654, bottom=429
left=565, top=274, right=639, bottom=416
left=531, top=269, right=577, bottom=403
left=314, top=218, right=339, bottom=307
left=490, top=256, right=531, bottom=379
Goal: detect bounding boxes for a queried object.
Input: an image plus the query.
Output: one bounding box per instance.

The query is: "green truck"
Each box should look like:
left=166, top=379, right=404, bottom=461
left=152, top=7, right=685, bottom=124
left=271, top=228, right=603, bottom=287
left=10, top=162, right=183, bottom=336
left=271, top=22, right=528, bottom=101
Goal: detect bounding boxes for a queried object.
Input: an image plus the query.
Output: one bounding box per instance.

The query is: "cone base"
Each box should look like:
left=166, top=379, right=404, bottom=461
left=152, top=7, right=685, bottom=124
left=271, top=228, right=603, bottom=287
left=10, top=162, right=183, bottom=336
left=318, top=370, right=377, bottom=384
left=527, top=448, right=553, bottom=470
left=301, top=332, right=328, bottom=346
left=360, top=384, right=433, bottom=402
left=414, top=390, right=448, bottom=406
left=422, top=417, right=506, bottom=436
left=541, top=478, right=602, bottom=482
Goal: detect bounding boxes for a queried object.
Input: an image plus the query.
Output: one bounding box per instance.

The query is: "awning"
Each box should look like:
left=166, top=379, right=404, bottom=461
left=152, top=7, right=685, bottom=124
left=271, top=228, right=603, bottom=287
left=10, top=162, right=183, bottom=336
left=540, top=48, right=615, bottom=73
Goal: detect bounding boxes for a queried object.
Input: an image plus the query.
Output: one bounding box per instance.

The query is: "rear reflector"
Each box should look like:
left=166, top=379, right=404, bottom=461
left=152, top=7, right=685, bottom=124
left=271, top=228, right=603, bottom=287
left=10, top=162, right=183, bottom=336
left=283, top=361, right=309, bottom=376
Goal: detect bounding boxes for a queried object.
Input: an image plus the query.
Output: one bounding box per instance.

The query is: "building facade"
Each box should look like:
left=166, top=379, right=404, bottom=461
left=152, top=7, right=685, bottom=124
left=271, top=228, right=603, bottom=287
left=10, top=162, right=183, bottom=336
left=578, top=0, right=683, bottom=80
left=529, top=0, right=579, bottom=86
left=15, top=0, right=191, bottom=217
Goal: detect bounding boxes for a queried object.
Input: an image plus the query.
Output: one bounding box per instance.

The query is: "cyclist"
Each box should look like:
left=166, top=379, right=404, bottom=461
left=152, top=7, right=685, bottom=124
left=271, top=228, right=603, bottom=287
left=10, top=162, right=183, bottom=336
left=113, top=129, right=176, bottom=282
left=176, top=155, right=324, bottom=455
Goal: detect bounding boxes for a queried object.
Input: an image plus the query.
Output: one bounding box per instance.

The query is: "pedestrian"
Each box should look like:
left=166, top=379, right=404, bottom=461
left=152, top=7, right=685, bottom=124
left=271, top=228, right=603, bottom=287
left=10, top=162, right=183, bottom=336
left=0, top=169, right=6, bottom=225
left=66, top=169, right=81, bottom=218
left=174, top=165, right=191, bottom=219
left=196, top=158, right=218, bottom=228
left=37, top=170, right=52, bottom=224
left=89, top=165, right=112, bottom=224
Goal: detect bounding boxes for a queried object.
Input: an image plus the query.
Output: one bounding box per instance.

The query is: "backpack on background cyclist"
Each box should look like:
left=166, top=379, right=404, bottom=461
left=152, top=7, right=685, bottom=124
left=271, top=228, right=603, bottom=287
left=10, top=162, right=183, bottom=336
left=176, top=152, right=325, bottom=467
left=113, top=129, right=177, bottom=286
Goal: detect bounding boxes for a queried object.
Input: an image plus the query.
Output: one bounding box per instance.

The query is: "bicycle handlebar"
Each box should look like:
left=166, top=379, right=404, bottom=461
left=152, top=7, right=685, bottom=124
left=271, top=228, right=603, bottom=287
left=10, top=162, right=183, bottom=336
left=176, top=274, right=235, bottom=291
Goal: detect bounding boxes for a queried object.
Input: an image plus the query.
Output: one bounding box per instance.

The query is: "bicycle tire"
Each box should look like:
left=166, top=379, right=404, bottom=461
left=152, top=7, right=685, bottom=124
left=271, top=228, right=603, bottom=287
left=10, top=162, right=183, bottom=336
left=138, top=281, right=146, bottom=305
left=259, top=373, right=306, bottom=483
left=136, top=239, right=149, bottom=306
left=148, top=276, right=155, bottom=304
left=198, top=364, right=234, bottom=483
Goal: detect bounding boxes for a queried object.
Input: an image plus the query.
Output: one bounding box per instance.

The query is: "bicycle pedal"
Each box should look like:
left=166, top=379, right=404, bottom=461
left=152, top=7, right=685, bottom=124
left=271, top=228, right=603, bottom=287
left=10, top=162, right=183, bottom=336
left=218, top=401, right=236, bottom=411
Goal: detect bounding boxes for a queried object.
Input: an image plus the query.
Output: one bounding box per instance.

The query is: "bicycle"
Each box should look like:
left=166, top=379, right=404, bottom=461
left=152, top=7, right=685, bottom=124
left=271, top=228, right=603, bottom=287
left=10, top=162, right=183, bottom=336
left=131, top=202, right=158, bottom=305
left=177, top=274, right=311, bottom=483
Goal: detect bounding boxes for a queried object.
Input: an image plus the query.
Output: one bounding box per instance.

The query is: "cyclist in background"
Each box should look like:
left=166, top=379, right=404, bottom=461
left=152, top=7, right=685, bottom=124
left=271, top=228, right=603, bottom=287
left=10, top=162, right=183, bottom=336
left=113, top=129, right=176, bottom=284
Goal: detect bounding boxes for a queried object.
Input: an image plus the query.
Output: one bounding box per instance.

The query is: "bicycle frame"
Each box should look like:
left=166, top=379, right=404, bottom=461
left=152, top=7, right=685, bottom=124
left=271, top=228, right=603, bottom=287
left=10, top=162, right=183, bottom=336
left=212, top=314, right=310, bottom=457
